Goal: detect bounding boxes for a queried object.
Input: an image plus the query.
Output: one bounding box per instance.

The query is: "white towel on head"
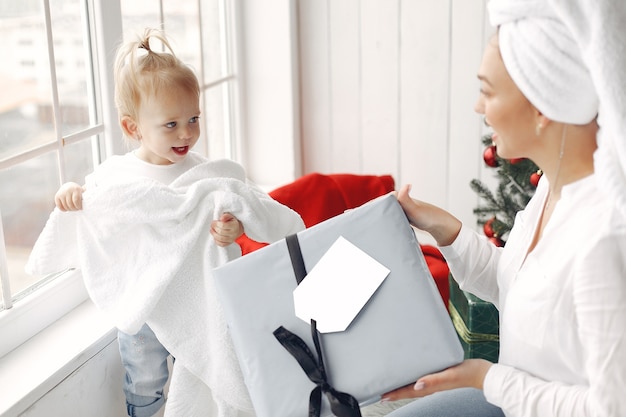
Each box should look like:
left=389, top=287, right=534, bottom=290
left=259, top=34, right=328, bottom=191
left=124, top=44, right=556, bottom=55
left=488, top=0, right=598, bottom=125
left=488, top=0, right=626, bottom=218
left=26, top=159, right=305, bottom=417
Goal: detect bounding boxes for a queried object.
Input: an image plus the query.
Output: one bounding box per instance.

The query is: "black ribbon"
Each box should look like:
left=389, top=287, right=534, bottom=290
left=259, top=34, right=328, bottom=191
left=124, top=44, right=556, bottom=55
left=273, top=322, right=361, bottom=417
left=272, top=234, right=362, bottom=417
left=286, top=233, right=308, bottom=285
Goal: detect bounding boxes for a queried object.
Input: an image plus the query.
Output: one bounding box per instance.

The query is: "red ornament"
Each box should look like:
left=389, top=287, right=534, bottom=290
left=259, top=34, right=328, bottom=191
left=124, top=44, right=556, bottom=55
left=509, top=158, right=524, bottom=164
left=489, top=236, right=505, bottom=247
left=483, top=217, right=496, bottom=238
left=529, top=169, right=543, bottom=187
left=483, top=145, right=498, bottom=168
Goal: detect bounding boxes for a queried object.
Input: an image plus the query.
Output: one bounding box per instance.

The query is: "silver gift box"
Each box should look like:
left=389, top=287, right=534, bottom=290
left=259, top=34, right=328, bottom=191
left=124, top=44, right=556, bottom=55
left=213, top=194, right=463, bottom=417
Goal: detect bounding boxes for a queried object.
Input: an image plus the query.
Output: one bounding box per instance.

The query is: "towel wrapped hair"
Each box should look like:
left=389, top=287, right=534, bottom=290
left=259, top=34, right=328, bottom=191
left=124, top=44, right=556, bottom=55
left=488, top=0, right=626, bottom=218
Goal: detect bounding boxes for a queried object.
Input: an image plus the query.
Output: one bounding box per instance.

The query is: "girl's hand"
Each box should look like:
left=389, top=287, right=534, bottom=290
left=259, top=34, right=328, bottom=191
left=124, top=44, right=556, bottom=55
left=380, top=359, right=493, bottom=402
left=55, top=182, right=85, bottom=211
left=211, top=213, right=244, bottom=247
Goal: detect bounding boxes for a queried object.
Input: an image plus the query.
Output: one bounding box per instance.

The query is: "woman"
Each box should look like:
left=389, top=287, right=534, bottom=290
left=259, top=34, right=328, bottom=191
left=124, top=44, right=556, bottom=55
left=382, top=1, right=626, bottom=416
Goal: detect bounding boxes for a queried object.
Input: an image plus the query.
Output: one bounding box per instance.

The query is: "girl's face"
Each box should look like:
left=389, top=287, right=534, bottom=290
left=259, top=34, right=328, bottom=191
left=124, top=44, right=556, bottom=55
left=130, top=87, right=201, bottom=165
left=474, top=37, right=538, bottom=160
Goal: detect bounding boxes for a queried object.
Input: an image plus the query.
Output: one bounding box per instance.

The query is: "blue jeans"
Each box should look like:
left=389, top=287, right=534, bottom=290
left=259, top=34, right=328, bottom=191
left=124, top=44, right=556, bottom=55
left=386, top=388, right=505, bottom=417
left=118, top=324, right=171, bottom=417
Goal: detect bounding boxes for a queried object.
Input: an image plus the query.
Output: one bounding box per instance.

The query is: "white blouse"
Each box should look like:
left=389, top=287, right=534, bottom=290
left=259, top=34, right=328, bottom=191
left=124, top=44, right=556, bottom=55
left=440, top=174, right=626, bottom=417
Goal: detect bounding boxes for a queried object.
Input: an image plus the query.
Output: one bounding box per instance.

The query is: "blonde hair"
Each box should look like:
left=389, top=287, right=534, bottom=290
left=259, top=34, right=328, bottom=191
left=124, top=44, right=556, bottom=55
left=114, top=28, right=200, bottom=135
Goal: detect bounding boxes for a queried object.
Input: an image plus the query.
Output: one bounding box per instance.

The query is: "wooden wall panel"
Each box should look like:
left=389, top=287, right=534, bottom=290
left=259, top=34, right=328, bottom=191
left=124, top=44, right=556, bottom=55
left=359, top=0, right=400, bottom=178
left=297, top=0, right=489, bottom=230
left=447, top=0, right=489, bottom=227
left=398, top=0, right=451, bottom=208
left=329, top=0, right=362, bottom=173
left=298, top=0, right=332, bottom=174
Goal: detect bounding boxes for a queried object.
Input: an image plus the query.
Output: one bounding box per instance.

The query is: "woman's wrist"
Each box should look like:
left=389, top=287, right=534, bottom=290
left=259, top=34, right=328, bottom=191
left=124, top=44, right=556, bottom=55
left=427, top=210, right=462, bottom=247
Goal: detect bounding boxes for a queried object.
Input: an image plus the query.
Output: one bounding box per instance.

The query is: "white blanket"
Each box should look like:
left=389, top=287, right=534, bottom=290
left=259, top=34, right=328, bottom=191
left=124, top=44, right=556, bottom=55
left=26, top=159, right=304, bottom=416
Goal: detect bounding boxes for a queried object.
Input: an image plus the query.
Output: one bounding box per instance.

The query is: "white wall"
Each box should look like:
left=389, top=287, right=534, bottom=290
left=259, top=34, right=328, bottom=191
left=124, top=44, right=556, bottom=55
left=296, top=0, right=495, bottom=229
left=239, top=0, right=302, bottom=188
left=19, top=340, right=127, bottom=417
left=0, top=302, right=128, bottom=417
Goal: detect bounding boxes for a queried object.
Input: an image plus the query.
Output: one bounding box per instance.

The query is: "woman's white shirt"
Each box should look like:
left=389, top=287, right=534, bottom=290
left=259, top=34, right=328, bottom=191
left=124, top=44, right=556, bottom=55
left=440, top=175, right=626, bottom=416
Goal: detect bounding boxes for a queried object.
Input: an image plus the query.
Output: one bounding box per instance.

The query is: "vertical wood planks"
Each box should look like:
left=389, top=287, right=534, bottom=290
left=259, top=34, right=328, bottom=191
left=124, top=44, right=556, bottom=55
left=297, top=0, right=488, bottom=228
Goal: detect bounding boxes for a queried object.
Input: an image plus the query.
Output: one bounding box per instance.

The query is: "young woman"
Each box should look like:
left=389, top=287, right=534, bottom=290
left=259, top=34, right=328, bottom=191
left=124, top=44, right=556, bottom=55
left=382, top=1, right=626, bottom=416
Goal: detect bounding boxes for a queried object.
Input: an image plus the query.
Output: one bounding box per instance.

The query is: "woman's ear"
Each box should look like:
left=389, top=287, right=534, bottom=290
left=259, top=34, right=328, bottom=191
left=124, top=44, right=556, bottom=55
left=534, top=109, right=552, bottom=137
left=537, top=114, right=551, bottom=129
left=121, top=116, right=141, bottom=140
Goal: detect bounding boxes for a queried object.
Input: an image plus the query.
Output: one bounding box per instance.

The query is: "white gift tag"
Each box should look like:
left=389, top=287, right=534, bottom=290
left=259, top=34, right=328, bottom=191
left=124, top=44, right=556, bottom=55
left=293, top=236, right=390, bottom=333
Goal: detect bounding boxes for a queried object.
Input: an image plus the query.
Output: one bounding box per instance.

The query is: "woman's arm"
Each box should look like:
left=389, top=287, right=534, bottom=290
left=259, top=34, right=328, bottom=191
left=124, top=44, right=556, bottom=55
left=395, top=184, right=462, bottom=247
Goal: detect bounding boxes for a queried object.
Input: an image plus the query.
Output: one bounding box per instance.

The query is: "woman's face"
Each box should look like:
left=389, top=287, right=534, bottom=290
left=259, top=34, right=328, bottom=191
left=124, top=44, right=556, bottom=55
left=474, top=37, right=538, bottom=160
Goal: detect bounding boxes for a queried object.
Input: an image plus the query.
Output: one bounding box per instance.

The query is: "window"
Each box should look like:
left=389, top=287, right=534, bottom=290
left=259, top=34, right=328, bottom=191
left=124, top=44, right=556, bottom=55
left=0, top=0, right=241, bottom=357
left=0, top=0, right=101, bottom=308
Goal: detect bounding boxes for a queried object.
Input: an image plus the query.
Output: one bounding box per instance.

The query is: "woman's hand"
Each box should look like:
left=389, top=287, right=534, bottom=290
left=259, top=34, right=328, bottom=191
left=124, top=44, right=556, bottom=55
left=380, top=359, right=493, bottom=402
left=394, top=184, right=462, bottom=247
left=211, top=213, right=244, bottom=247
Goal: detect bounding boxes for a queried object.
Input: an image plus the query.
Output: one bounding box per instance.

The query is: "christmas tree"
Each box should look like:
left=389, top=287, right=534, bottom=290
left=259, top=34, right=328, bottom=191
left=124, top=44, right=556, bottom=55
left=470, top=133, right=541, bottom=246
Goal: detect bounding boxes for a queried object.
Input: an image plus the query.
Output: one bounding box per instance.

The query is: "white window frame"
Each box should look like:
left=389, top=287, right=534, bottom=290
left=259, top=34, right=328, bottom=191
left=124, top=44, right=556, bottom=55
left=0, top=0, right=121, bottom=359
left=0, top=0, right=243, bottom=359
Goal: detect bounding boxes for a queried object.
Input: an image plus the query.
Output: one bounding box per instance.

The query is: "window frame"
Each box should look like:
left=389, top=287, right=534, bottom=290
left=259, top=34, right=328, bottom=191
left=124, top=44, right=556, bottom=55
left=0, top=0, right=119, bottom=359
left=0, top=0, right=243, bottom=359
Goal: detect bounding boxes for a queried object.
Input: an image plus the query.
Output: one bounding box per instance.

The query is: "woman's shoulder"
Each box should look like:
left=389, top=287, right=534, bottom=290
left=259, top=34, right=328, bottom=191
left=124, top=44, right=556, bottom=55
left=568, top=175, right=626, bottom=236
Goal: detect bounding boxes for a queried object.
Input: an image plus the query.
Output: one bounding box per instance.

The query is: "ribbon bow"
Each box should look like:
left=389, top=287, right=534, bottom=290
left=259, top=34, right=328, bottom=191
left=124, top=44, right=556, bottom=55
left=273, top=234, right=362, bottom=417
left=273, top=321, right=362, bottom=417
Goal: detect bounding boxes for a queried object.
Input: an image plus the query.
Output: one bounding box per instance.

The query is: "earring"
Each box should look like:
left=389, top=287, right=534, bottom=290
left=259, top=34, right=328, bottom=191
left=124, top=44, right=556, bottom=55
left=535, top=123, right=543, bottom=136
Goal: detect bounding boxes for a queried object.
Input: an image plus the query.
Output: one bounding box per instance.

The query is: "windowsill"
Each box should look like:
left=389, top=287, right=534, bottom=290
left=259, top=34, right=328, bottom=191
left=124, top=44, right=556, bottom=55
left=0, top=300, right=116, bottom=416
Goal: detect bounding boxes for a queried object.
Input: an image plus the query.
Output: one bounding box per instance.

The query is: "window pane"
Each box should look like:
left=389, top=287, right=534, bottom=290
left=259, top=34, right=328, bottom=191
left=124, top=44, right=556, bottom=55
left=200, top=0, right=225, bottom=83
left=0, top=137, right=96, bottom=305
left=202, top=83, right=229, bottom=160
left=50, top=0, right=94, bottom=136
left=121, top=0, right=161, bottom=40
left=63, top=137, right=98, bottom=185
left=0, top=3, right=55, bottom=160
left=1, top=151, right=59, bottom=298
left=163, top=0, right=201, bottom=75
left=121, top=0, right=203, bottom=89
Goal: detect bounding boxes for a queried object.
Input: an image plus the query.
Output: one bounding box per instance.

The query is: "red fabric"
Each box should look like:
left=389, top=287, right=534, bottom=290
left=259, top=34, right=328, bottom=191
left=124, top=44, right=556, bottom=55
left=421, top=244, right=450, bottom=306
left=237, top=173, right=396, bottom=252
left=236, top=173, right=449, bottom=304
